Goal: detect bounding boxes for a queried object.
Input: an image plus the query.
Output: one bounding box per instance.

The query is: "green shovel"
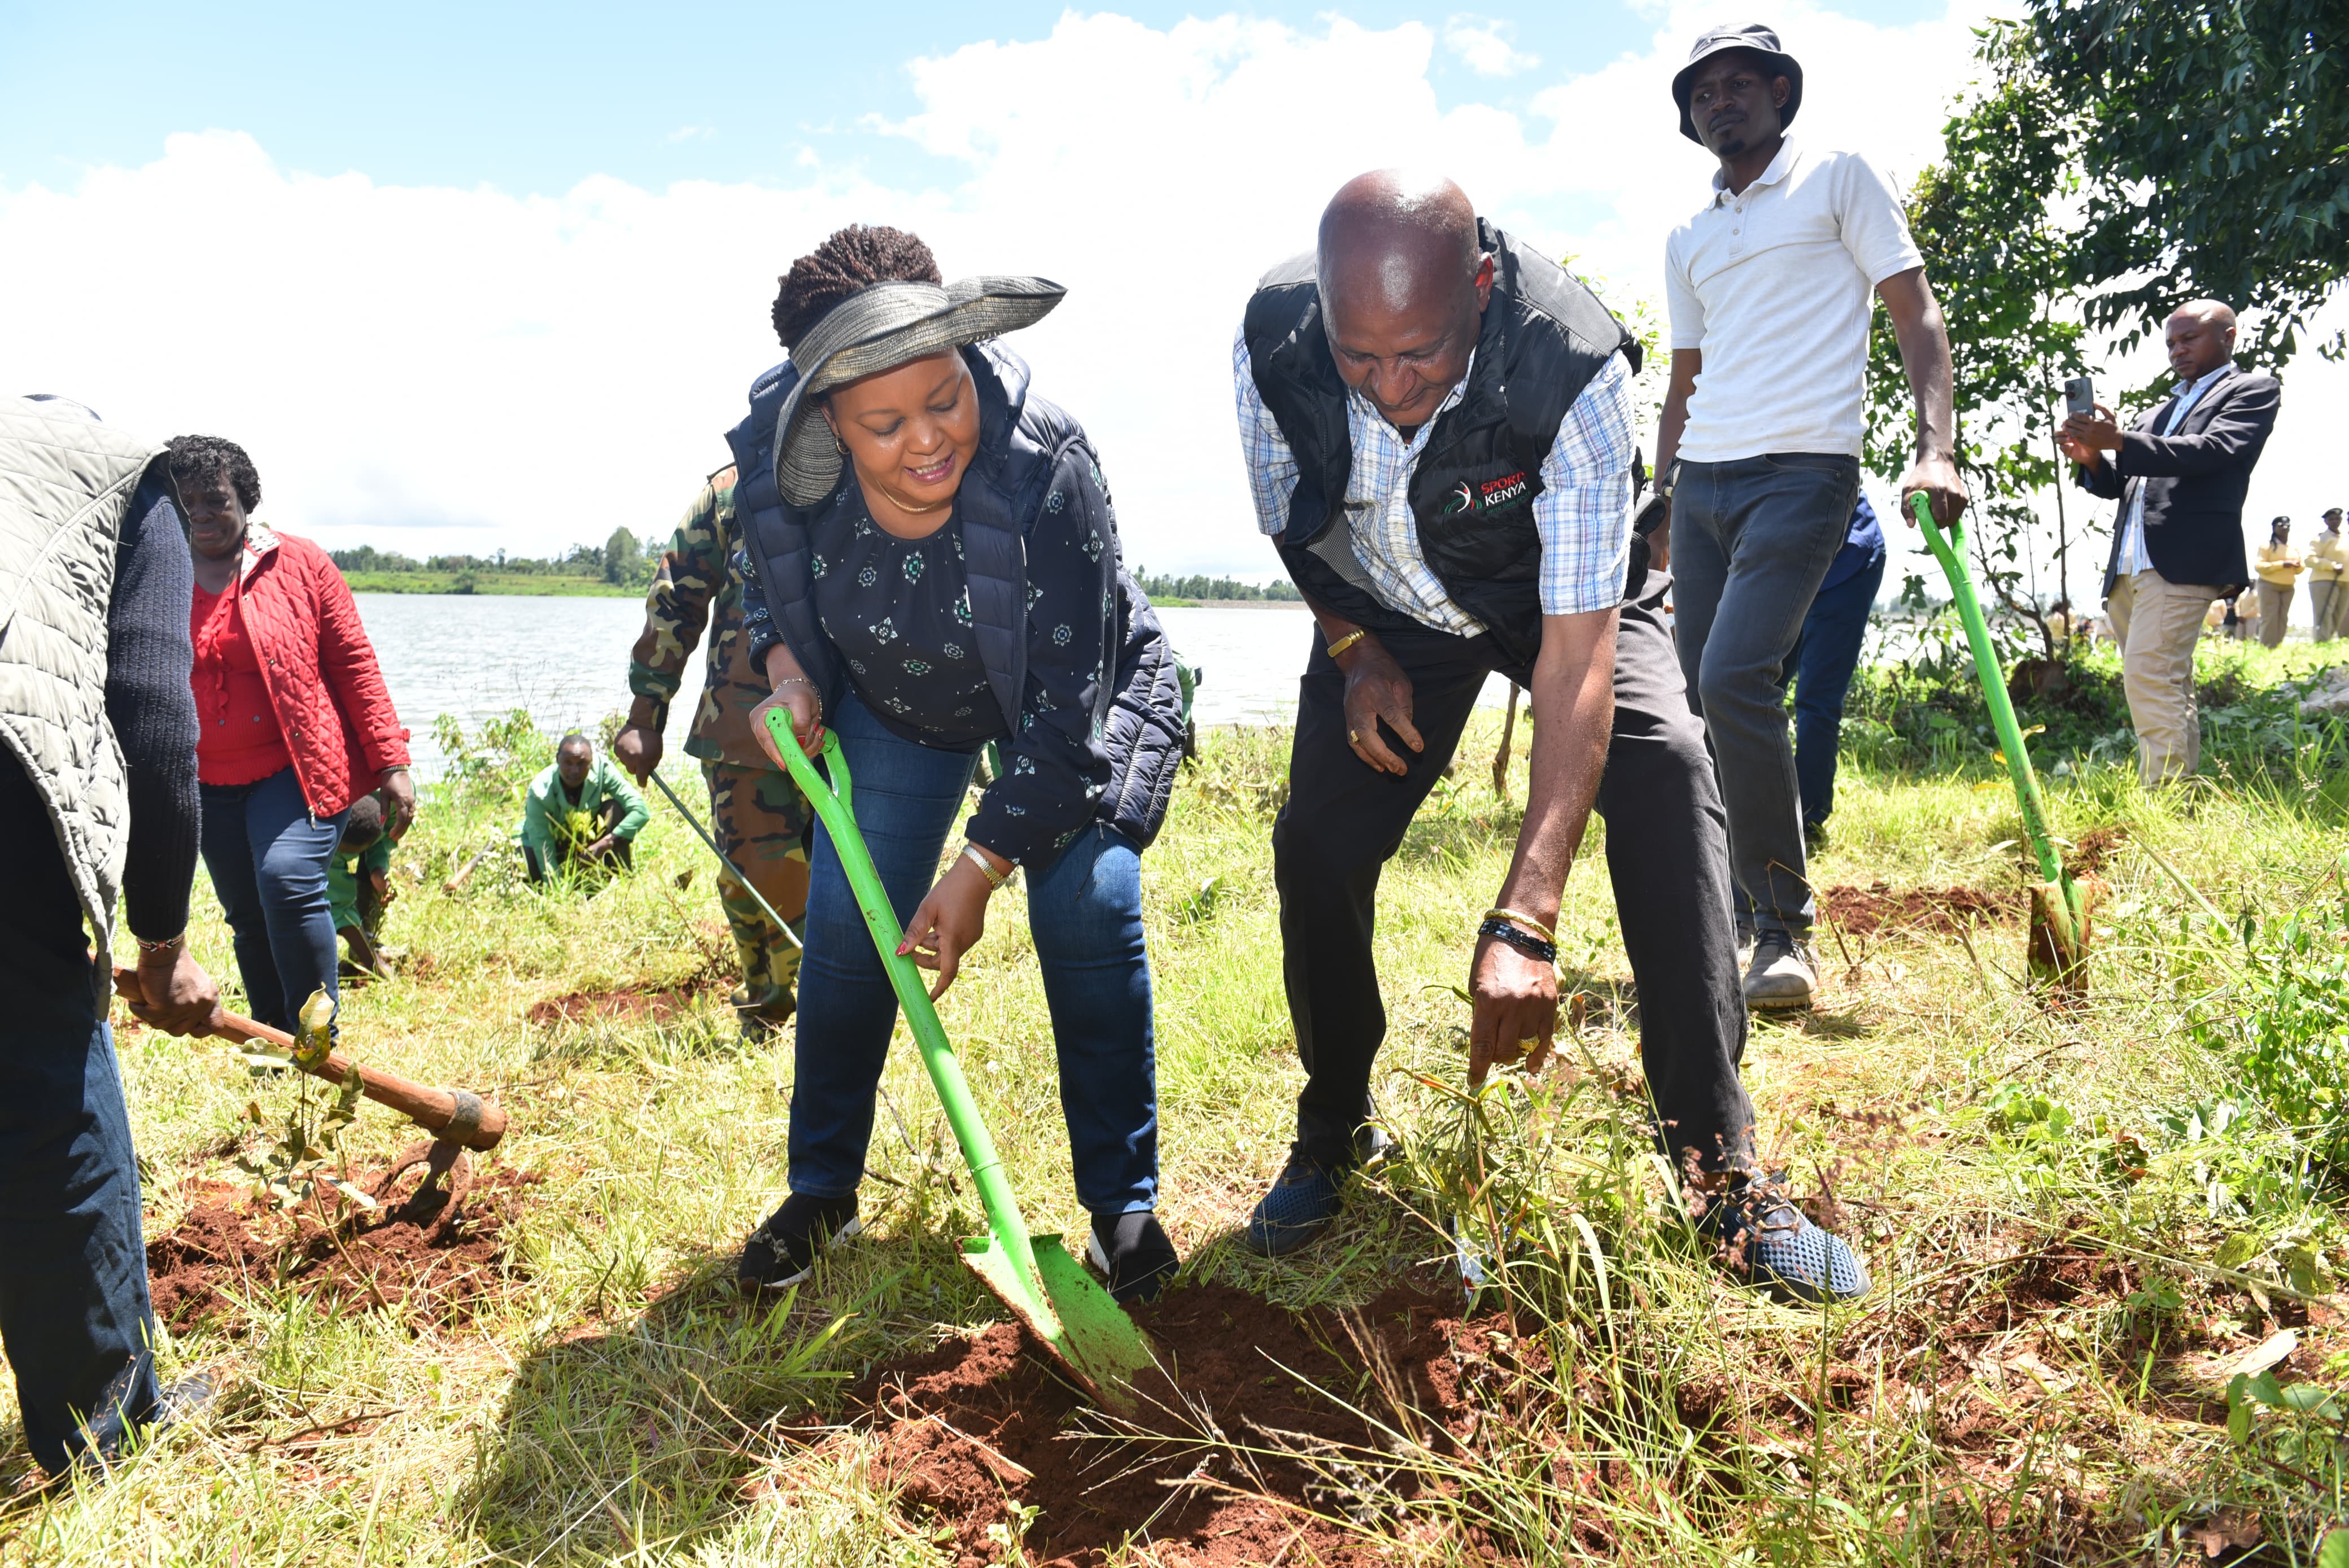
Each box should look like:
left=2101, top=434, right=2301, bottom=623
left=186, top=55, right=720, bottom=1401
left=1908, top=492, right=2098, bottom=990
left=762, top=709, right=1155, bottom=1411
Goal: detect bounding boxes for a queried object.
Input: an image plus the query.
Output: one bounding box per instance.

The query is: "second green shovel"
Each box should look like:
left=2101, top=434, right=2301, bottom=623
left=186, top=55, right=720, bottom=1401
left=763, top=709, right=1155, bottom=1412
left=1909, top=492, right=2099, bottom=990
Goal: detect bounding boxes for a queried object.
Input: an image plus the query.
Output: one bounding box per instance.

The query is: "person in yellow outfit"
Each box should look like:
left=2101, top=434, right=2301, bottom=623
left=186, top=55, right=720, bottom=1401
left=2254, top=515, right=2303, bottom=648
left=2306, top=507, right=2347, bottom=643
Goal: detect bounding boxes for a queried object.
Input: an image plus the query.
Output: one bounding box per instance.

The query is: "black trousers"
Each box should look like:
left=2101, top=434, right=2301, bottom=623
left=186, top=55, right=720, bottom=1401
left=1272, top=573, right=1756, bottom=1172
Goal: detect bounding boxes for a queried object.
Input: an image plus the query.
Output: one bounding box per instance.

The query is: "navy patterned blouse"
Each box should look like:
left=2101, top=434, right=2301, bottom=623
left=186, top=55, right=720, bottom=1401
left=811, top=492, right=1003, bottom=750
left=740, top=443, right=1132, bottom=869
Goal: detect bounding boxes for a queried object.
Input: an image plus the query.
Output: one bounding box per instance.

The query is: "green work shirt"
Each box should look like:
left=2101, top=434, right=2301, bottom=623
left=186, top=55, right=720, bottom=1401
left=521, top=753, right=650, bottom=861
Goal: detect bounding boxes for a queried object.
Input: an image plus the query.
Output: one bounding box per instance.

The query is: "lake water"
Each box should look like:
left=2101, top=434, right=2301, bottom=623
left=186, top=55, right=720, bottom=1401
left=357, top=595, right=1517, bottom=779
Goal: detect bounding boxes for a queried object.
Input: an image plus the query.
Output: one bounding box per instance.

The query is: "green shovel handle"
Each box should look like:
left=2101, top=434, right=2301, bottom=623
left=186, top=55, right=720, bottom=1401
left=1907, top=492, right=2066, bottom=887
left=760, top=709, right=1058, bottom=1332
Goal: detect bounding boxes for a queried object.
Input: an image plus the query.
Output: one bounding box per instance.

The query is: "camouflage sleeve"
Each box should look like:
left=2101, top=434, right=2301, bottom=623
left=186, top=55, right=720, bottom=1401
left=626, top=481, right=725, bottom=731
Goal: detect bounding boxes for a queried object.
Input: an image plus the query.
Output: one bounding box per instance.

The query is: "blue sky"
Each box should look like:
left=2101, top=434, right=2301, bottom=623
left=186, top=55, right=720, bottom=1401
left=4, top=1, right=2334, bottom=574
left=3, top=1, right=1942, bottom=199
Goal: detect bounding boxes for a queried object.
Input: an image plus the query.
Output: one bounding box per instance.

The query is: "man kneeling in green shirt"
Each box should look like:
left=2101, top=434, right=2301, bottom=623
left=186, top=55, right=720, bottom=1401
left=522, top=733, right=649, bottom=884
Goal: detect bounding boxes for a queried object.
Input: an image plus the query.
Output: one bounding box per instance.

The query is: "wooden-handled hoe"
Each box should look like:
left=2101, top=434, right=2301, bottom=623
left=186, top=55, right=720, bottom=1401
left=1909, top=492, right=2101, bottom=990
left=765, top=711, right=1156, bottom=1415
left=113, top=967, right=507, bottom=1207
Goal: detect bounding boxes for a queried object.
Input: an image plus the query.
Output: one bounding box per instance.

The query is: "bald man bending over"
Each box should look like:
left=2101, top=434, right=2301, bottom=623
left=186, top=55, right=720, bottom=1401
left=2061, top=299, right=2280, bottom=785
left=1232, top=170, right=1866, bottom=1303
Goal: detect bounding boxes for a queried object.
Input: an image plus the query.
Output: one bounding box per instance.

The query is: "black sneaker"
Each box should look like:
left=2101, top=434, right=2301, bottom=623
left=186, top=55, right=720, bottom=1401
left=736, top=1193, right=860, bottom=1294
left=1085, top=1211, right=1180, bottom=1304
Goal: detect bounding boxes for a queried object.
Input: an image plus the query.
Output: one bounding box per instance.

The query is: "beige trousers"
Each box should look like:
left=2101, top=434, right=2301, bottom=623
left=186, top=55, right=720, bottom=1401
left=2256, top=580, right=2294, bottom=648
left=2104, top=570, right=2217, bottom=786
left=2313, top=577, right=2344, bottom=641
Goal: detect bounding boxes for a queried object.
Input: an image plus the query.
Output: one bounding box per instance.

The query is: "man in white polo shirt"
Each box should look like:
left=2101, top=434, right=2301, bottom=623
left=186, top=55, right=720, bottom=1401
left=1654, top=23, right=1966, bottom=1011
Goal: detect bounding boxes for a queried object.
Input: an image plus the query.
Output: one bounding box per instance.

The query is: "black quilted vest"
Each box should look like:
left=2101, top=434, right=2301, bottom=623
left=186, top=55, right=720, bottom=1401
left=1243, top=220, right=1644, bottom=668
left=730, top=343, right=1186, bottom=857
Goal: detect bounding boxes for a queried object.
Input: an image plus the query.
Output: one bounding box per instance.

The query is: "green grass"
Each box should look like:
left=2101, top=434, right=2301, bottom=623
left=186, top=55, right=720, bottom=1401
left=6, top=637, right=2349, bottom=1563
left=339, top=571, right=636, bottom=597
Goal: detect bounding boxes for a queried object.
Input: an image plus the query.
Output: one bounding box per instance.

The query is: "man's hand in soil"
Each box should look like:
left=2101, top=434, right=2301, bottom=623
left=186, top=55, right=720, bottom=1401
left=583, top=835, right=618, bottom=861
left=613, top=724, right=662, bottom=783
left=130, top=938, right=221, bottom=1036
left=1338, top=635, right=1422, bottom=775
left=900, top=850, right=1002, bottom=1001
left=1468, top=935, right=1556, bottom=1087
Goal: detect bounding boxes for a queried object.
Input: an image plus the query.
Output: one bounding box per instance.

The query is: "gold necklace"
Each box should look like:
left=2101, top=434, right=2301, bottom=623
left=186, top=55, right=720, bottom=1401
left=886, top=492, right=951, bottom=516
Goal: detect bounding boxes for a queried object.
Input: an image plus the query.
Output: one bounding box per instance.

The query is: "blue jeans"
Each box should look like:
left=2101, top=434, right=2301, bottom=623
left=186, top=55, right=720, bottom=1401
left=0, top=944, right=159, bottom=1474
left=788, top=693, right=1158, bottom=1215
left=200, top=767, right=348, bottom=1034
left=1788, top=550, right=1886, bottom=831
left=1671, top=453, right=1862, bottom=938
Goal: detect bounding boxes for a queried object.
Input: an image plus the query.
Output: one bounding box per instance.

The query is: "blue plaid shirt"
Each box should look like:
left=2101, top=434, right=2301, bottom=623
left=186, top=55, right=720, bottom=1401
left=1232, top=326, right=1635, bottom=634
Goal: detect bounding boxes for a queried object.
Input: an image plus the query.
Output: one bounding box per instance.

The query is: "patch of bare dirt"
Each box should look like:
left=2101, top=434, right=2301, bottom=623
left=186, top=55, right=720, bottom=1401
left=1821, top=881, right=2014, bottom=939
left=526, top=987, right=702, bottom=1027
left=831, top=1280, right=1525, bottom=1567
left=146, top=1167, right=536, bottom=1333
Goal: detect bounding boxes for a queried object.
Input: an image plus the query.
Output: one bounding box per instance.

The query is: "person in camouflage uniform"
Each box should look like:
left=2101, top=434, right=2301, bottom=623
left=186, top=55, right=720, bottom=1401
left=615, top=465, right=811, bottom=1036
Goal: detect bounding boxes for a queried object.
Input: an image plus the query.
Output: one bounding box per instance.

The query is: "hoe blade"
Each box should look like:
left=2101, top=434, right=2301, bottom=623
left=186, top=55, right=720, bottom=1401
left=961, top=1233, right=1156, bottom=1416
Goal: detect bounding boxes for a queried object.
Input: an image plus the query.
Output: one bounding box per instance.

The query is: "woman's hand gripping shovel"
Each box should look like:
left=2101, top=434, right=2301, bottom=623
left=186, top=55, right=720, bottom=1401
left=1908, top=493, right=2101, bottom=990
left=763, top=710, right=1155, bottom=1413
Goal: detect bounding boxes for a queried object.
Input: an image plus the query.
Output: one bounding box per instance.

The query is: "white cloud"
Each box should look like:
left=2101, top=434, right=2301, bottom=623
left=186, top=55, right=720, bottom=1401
left=11, top=3, right=2328, bottom=582
left=1444, top=16, right=1538, bottom=77
left=663, top=124, right=714, bottom=144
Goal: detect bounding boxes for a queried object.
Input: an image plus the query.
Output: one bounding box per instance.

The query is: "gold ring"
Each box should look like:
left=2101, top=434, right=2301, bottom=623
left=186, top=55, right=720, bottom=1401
left=1348, top=729, right=1360, bottom=745
left=1517, top=1037, right=1540, bottom=1055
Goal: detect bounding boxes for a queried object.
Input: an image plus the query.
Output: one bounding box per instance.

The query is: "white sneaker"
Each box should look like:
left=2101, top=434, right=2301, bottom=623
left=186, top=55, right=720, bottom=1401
left=1743, top=932, right=1817, bottom=1011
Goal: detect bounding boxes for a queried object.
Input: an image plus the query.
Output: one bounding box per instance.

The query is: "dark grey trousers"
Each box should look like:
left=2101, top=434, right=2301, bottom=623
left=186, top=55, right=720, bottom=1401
left=1669, top=454, right=1863, bottom=938
left=1272, top=571, right=1756, bottom=1174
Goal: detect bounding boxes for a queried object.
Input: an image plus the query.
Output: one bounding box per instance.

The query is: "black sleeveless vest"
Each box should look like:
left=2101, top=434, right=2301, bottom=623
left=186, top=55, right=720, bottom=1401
left=1243, top=220, right=1644, bottom=669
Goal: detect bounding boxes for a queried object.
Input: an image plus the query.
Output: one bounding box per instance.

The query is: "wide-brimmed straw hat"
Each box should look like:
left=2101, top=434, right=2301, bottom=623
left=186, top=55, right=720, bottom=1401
left=772, top=275, right=1065, bottom=506
left=1671, top=23, right=1804, bottom=146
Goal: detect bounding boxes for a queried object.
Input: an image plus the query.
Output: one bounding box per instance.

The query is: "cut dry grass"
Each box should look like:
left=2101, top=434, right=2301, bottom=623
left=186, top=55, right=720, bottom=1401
left=5, top=643, right=2348, bottom=1563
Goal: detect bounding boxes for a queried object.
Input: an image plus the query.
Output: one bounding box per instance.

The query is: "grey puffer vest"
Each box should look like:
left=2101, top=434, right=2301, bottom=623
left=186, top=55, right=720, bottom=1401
left=0, top=398, right=165, bottom=999
left=731, top=343, right=1187, bottom=857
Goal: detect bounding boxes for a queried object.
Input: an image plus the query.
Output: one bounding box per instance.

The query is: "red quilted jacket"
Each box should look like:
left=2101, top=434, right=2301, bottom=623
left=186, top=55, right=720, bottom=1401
left=217, top=523, right=410, bottom=815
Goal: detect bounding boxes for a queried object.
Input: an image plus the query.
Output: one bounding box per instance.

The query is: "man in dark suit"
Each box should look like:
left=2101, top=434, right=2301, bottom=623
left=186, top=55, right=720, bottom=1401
left=2060, top=299, right=2281, bottom=785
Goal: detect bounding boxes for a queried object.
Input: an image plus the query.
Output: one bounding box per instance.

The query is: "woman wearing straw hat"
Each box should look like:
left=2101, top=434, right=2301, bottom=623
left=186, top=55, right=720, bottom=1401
left=726, top=226, right=1187, bottom=1303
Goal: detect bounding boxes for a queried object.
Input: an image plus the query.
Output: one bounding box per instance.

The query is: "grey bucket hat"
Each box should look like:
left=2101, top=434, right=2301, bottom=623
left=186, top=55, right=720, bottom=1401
left=1671, top=23, right=1804, bottom=145
left=772, top=274, right=1066, bottom=507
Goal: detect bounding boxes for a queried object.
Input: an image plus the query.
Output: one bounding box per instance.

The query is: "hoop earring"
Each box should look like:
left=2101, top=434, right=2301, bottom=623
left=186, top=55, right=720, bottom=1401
left=832, top=430, right=847, bottom=457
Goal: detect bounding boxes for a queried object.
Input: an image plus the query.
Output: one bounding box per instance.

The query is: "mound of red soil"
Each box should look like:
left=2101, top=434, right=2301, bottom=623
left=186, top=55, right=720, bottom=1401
left=840, top=1280, right=1521, bottom=1567
left=526, top=987, right=701, bottom=1027
left=1820, top=881, right=2013, bottom=939
left=2067, top=824, right=2128, bottom=877
left=147, top=1167, right=535, bottom=1333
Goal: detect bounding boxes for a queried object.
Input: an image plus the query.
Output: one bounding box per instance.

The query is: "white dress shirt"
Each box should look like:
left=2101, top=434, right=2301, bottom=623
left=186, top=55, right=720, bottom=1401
left=2114, top=365, right=2230, bottom=578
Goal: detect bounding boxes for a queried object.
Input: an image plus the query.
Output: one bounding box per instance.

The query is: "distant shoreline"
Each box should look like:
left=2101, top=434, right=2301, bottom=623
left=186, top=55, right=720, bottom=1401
left=344, top=572, right=636, bottom=597
left=1145, top=597, right=1305, bottom=610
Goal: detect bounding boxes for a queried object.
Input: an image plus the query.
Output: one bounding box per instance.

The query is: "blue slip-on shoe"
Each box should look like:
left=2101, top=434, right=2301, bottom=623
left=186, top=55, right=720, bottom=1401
left=1244, top=1147, right=1350, bottom=1256
left=1702, top=1178, right=1870, bottom=1304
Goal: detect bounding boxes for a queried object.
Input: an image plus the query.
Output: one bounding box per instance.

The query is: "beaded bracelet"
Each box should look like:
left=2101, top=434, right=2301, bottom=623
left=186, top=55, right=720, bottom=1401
left=1483, top=906, right=1557, bottom=944
left=1477, top=918, right=1558, bottom=964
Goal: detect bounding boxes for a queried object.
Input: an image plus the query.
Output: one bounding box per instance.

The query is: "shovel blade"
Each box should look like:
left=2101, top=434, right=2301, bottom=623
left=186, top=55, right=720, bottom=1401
left=2026, top=875, right=2103, bottom=994
left=961, top=1233, right=1155, bottom=1415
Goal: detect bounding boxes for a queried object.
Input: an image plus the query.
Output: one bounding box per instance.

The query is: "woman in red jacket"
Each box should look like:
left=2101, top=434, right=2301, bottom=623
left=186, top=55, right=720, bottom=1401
left=166, top=436, right=413, bottom=1034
